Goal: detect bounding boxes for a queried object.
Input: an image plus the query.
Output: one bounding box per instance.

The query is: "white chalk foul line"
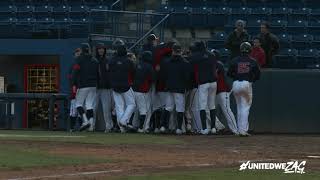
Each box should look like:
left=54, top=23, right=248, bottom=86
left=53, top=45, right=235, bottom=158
left=0, top=134, right=85, bottom=138
left=7, top=163, right=216, bottom=180
left=7, top=169, right=123, bottom=180
left=307, top=155, right=320, bottom=159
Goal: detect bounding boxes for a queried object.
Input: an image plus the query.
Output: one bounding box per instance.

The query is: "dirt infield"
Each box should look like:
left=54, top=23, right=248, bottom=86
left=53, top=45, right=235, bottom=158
left=1, top=134, right=320, bottom=180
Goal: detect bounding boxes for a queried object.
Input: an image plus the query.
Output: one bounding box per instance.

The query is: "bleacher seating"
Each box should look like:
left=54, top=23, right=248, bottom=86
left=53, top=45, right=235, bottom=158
left=159, top=0, right=320, bottom=68
left=0, top=0, right=116, bottom=38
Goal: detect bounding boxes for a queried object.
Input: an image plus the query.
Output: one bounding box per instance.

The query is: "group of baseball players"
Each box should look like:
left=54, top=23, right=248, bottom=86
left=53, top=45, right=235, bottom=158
left=69, top=34, right=260, bottom=136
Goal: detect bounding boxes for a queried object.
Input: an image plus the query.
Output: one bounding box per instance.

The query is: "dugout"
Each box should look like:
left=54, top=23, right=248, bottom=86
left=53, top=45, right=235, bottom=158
left=0, top=39, right=85, bottom=129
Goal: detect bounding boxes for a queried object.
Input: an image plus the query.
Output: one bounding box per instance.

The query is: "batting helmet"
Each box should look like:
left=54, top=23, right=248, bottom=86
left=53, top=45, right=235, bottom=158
left=240, top=42, right=252, bottom=54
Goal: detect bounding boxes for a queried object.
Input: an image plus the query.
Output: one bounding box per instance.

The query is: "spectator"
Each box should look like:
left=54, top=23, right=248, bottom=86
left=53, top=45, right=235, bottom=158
left=258, top=21, right=280, bottom=67
left=225, top=20, right=249, bottom=59
left=250, top=37, right=266, bottom=67
left=142, top=34, right=158, bottom=52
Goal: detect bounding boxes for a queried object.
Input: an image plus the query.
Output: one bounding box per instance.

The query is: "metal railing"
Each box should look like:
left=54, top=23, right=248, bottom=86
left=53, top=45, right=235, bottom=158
left=89, top=9, right=169, bottom=51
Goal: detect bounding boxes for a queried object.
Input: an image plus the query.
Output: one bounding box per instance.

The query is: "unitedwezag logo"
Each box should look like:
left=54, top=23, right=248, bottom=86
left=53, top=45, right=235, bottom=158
left=239, top=161, right=306, bottom=174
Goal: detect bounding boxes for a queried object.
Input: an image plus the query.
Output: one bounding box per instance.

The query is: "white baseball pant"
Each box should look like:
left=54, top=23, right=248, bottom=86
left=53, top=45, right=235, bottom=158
left=198, top=82, right=217, bottom=110
left=216, top=92, right=238, bottom=134
left=95, top=89, right=113, bottom=130
left=112, top=88, right=136, bottom=126
left=75, top=87, right=96, bottom=110
left=232, top=80, right=253, bottom=134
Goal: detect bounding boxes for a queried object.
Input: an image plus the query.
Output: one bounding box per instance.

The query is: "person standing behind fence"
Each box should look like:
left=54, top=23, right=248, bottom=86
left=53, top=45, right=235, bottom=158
left=72, top=43, right=99, bottom=131
left=94, top=43, right=113, bottom=133
left=227, top=42, right=261, bottom=136
left=108, top=39, right=136, bottom=133
left=250, top=37, right=266, bottom=68
left=258, top=21, right=280, bottom=68
left=225, top=20, right=249, bottom=59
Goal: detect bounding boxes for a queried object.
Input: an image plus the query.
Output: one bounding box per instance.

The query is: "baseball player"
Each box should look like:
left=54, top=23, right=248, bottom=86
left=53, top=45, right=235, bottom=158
left=211, top=49, right=239, bottom=135
left=94, top=43, right=113, bottom=133
left=68, top=48, right=81, bottom=132
left=190, top=41, right=218, bottom=135
left=227, top=42, right=261, bottom=136
left=151, top=41, right=174, bottom=133
left=132, top=51, right=154, bottom=133
left=108, top=39, right=136, bottom=132
left=160, top=44, right=191, bottom=135
left=72, top=43, right=99, bottom=131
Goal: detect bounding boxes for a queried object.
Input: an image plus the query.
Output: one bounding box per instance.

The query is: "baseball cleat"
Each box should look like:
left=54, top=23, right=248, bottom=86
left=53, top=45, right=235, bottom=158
left=200, top=129, right=210, bottom=135
left=239, top=132, right=251, bottom=137
left=137, top=128, right=144, bottom=133
left=104, top=128, right=112, bottom=133
left=175, top=129, right=183, bottom=135
left=154, top=128, right=160, bottom=134
left=210, top=128, right=217, bottom=135
left=120, top=126, right=126, bottom=133
left=160, top=126, right=166, bottom=133
left=79, top=123, right=90, bottom=131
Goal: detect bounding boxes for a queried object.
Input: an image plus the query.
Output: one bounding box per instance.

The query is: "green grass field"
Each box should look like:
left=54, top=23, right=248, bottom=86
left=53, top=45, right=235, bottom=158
left=116, top=169, right=320, bottom=180
left=0, top=130, right=182, bottom=145
left=0, top=130, right=319, bottom=180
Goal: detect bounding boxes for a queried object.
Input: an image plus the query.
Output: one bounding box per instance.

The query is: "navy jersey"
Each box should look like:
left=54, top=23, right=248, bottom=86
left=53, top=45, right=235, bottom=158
left=72, top=55, right=99, bottom=88
left=109, top=55, right=135, bottom=93
left=132, top=61, right=153, bottom=93
left=190, top=51, right=217, bottom=85
left=227, top=55, right=261, bottom=82
left=162, top=55, right=191, bottom=93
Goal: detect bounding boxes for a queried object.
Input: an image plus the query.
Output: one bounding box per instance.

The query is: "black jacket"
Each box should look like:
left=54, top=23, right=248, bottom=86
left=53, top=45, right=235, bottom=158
left=162, top=55, right=191, bottom=93
left=96, top=50, right=111, bottom=89
left=225, top=30, right=249, bottom=59
left=72, top=55, right=99, bottom=88
left=258, top=32, right=280, bottom=67
left=227, top=54, right=261, bottom=82
left=190, top=50, right=217, bottom=85
left=132, top=61, right=153, bottom=93
left=109, top=55, right=135, bottom=93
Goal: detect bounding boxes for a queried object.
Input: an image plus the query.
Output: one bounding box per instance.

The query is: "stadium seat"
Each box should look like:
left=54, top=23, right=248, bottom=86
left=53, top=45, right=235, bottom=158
left=308, top=19, right=320, bottom=35
left=245, top=0, right=265, bottom=8
left=290, top=8, right=311, bottom=21
left=187, top=0, right=206, bottom=8
left=264, top=0, right=286, bottom=8
left=169, top=7, right=191, bottom=27
left=208, top=32, right=227, bottom=49
left=190, top=7, right=208, bottom=27
left=251, top=7, right=271, bottom=20
left=278, top=33, right=292, bottom=48
left=271, top=7, right=292, bottom=21
left=311, top=35, right=320, bottom=49
left=227, top=0, right=244, bottom=8
left=292, top=34, right=313, bottom=49
left=287, top=20, right=308, bottom=34
left=270, top=19, right=287, bottom=34
left=247, top=18, right=263, bottom=35
left=304, top=0, right=320, bottom=8
left=274, top=48, right=298, bottom=68
left=297, top=49, right=319, bottom=68
left=34, top=5, right=53, bottom=19
left=285, top=0, right=305, bottom=8
left=0, top=5, right=17, bottom=13
left=168, top=0, right=187, bottom=7
left=208, top=7, right=231, bottom=27
left=206, top=0, right=225, bottom=7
